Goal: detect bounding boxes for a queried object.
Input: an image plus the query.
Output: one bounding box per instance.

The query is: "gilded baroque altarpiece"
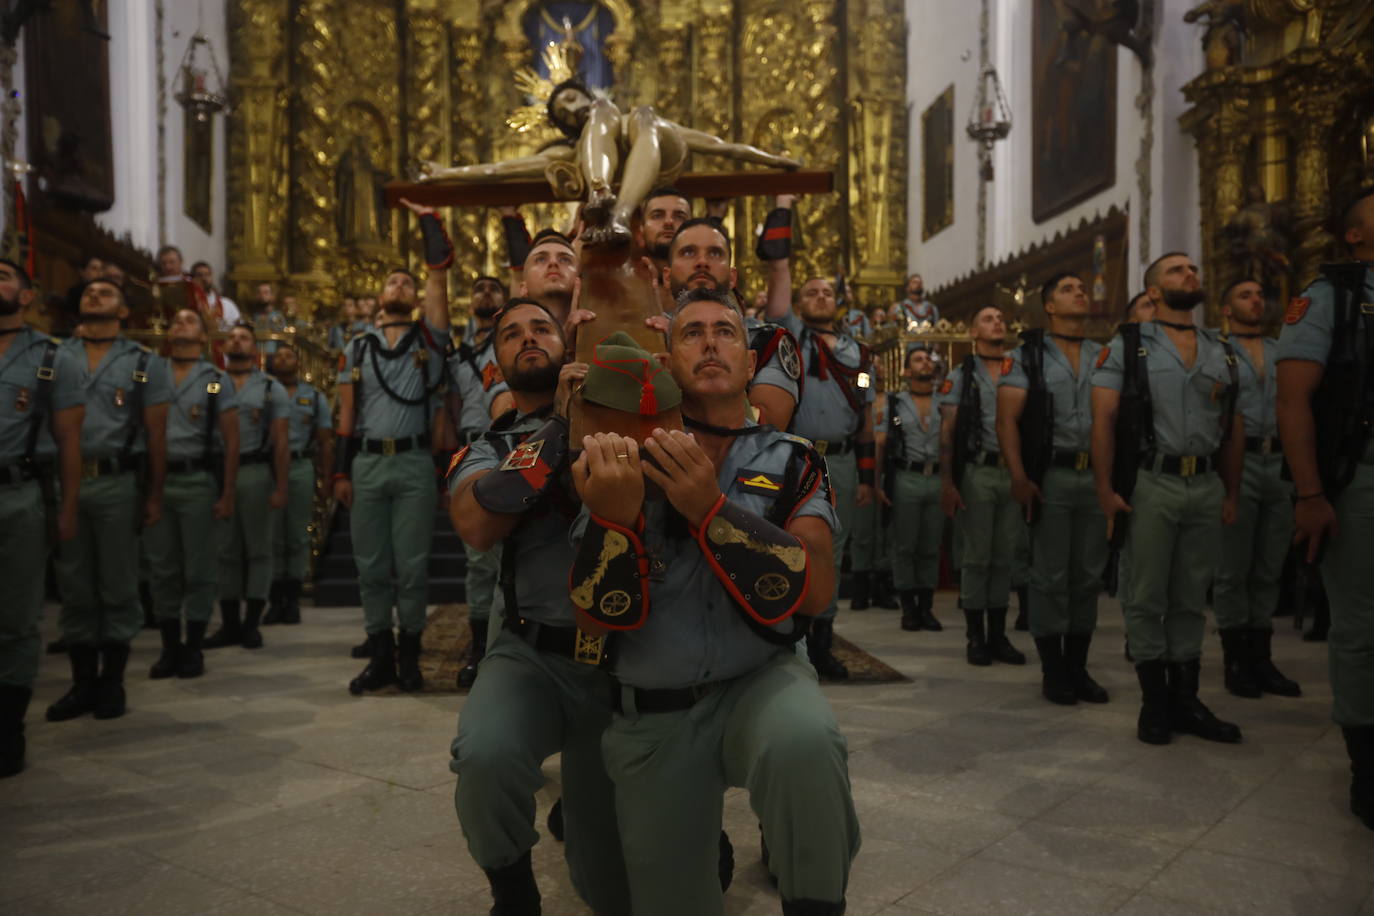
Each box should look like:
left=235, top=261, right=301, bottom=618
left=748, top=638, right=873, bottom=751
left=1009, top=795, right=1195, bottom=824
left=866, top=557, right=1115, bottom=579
left=225, top=0, right=909, bottom=314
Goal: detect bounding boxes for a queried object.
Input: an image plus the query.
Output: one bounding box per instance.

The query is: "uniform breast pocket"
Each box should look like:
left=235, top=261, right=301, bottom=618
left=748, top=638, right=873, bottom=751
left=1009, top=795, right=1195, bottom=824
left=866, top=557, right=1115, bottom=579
left=1189, top=367, right=1228, bottom=417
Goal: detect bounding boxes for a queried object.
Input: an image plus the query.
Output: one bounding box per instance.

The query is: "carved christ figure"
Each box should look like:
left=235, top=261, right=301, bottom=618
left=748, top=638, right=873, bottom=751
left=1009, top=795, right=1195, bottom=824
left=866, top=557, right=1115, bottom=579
left=418, top=80, right=801, bottom=245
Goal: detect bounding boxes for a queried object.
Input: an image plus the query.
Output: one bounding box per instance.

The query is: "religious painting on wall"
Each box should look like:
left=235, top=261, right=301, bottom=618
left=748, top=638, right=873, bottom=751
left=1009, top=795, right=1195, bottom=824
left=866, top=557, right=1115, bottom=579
left=1031, top=0, right=1118, bottom=223
left=184, top=115, right=213, bottom=232
left=522, top=1, right=618, bottom=91
left=921, top=85, right=954, bottom=241
left=23, top=1, right=114, bottom=211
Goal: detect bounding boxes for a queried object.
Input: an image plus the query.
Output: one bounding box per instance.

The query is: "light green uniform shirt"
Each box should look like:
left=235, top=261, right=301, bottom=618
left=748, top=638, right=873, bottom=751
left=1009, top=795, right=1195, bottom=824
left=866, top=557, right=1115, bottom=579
left=224, top=369, right=290, bottom=456
left=164, top=358, right=237, bottom=462
left=999, top=336, right=1104, bottom=453
left=0, top=328, right=84, bottom=464
left=60, top=336, right=171, bottom=457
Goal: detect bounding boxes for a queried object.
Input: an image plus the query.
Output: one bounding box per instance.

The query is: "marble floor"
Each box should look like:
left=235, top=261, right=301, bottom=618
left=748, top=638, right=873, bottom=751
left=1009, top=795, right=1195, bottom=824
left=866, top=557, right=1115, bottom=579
left=3, top=598, right=1372, bottom=916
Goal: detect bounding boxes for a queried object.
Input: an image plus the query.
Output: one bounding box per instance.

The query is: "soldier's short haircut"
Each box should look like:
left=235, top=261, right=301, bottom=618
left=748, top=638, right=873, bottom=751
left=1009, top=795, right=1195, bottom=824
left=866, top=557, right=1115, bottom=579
left=668, top=286, right=744, bottom=340
left=1219, top=278, right=1260, bottom=306
left=84, top=277, right=126, bottom=304
left=386, top=267, right=419, bottom=285
left=641, top=186, right=689, bottom=217
left=1125, top=291, right=1150, bottom=319
left=0, top=257, right=32, bottom=289
left=232, top=319, right=257, bottom=334
left=1039, top=271, right=1081, bottom=307
left=156, top=244, right=182, bottom=259
left=472, top=274, right=508, bottom=295
left=1143, top=252, right=1192, bottom=290
left=178, top=308, right=210, bottom=336
left=190, top=260, right=212, bottom=274
left=524, top=229, right=574, bottom=265
left=668, top=217, right=731, bottom=256
left=1338, top=184, right=1374, bottom=249
left=492, top=297, right=562, bottom=338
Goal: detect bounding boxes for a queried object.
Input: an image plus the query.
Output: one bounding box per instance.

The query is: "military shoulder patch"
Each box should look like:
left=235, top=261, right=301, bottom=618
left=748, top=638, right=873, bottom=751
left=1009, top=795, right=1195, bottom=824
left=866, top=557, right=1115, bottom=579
left=499, top=438, right=544, bottom=471
left=1095, top=346, right=1112, bottom=368
left=297, top=396, right=313, bottom=405
left=1284, top=297, right=1311, bottom=325
left=938, top=378, right=953, bottom=395
left=1000, top=356, right=1014, bottom=375
left=481, top=362, right=503, bottom=391
left=736, top=470, right=783, bottom=495
left=445, top=445, right=471, bottom=479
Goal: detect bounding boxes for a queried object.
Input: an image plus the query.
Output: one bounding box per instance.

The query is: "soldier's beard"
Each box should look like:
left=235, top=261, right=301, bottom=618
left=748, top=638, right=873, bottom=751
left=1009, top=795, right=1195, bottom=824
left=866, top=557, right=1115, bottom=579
left=473, top=301, right=501, bottom=319
left=0, top=292, right=20, bottom=315
left=648, top=241, right=671, bottom=261
left=381, top=299, right=413, bottom=316
left=1161, top=288, right=1206, bottom=311
left=504, top=359, right=561, bottom=393
left=914, top=373, right=935, bottom=383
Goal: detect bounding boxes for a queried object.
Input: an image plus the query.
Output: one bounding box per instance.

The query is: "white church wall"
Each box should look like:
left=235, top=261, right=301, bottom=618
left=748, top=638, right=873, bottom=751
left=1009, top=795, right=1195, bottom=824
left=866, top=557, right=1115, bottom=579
left=906, top=0, right=1207, bottom=296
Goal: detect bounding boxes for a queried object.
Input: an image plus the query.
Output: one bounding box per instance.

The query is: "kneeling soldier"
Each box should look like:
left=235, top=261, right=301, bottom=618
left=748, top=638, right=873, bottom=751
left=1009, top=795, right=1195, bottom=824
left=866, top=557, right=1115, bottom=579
left=447, top=299, right=630, bottom=916
left=573, top=290, right=859, bottom=916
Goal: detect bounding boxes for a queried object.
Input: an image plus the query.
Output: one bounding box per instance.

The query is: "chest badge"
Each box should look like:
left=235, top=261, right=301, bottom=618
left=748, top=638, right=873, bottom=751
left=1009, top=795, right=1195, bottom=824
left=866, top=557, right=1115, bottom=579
left=14, top=387, right=31, bottom=412
left=297, top=396, right=312, bottom=406
left=500, top=439, right=544, bottom=471
left=856, top=372, right=872, bottom=389
left=251, top=408, right=263, bottom=424
left=414, top=349, right=430, bottom=369
left=189, top=404, right=203, bottom=421
left=1210, top=381, right=1225, bottom=402
left=114, top=388, right=126, bottom=408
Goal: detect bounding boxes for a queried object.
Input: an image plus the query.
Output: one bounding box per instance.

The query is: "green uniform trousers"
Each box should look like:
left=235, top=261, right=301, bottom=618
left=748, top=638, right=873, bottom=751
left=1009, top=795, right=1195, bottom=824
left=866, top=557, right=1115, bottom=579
left=889, top=469, right=943, bottom=591
left=849, top=496, right=887, bottom=573
left=1028, top=466, right=1107, bottom=638
left=351, top=451, right=435, bottom=634
left=271, top=458, right=316, bottom=581
left=451, top=630, right=630, bottom=915
left=822, top=451, right=858, bottom=621
left=1012, top=520, right=1031, bottom=589
left=1213, top=453, right=1292, bottom=629
left=145, top=469, right=222, bottom=623
left=1121, top=469, right=1223, bottom=664
left=955, top=465, right=1021, bottom=609
left=0, top=479, right=48, bottom=688
left=56, top=472, right=143, bottom=646
left=463, top=542, right=502, bottom=624
left=219, top=463, right=275, bottom=601
left=1325, top=461, right=1374, bottom=726
left=602, top=652, right=859, bottom=915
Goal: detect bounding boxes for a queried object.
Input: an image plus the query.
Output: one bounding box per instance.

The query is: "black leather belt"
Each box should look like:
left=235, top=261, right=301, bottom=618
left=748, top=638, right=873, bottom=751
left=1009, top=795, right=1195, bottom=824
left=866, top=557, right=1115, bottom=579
left=611, top=678, right=733, bottom=715
left=1050, top=450, right=1092, bottom=471
left=1146, top=454, right=1214, bottom=478
left=360, top=434, right=430, bottom=455
left=503, top=615, right=609, bottom=666
left=167, top=457, right=215, bottom=475
left=80, top=454, right=140, bottom=479
left=811, top=438, right=854, bottom=456
left=894, top=458, right=939, bottom=475
left=1245, top=436, right=1280, bottom=456
left=240, top=453, right=271, bottom=466
left=0, top=463, right=36, bottom=486
left=973, top=451, right=1004, bottom=469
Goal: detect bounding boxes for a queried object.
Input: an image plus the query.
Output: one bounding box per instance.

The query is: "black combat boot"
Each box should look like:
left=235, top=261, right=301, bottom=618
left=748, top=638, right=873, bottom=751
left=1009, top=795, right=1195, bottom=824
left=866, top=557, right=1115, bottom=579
left=483, top=849, right=541, bottom=915
left=281, top=579, right=302, bottom=625
left=1167, top=659, right=1242, bottom=743
left=1034, top=636, right=1077, bottom=705
left=873, top=571, right=899, bottom=610
left=963, top=609, right=991, bottom=666
left=546, top=798, right=564, bottom=841
left=149, top=619, right=182, bottom=679
left=807, top=619, right=849, bottom=680
left=1249, top=627, right=1301, bottom=697
left=179, top=621, right=207, bottom=679
left=396, top=629, right=424, bottom=692
left=204, top=600, right=242, bottom=649
left=1134, top=660, right=1171, bottom=745
left=1064, top=632, right=1108, bottom=703
left=985, top=608, right=1027, bottom=664
left=718, top=829, right=735, bottom=892
left=899, top=590, right=922, bottom=631
left=241, top=599, right=266, bottom=649
left=1219, top=628, right=1262, bottom=698
left=917, top=588, right=942, bottom=631
left=349, top=629, right=398, bottom=695
left=781, top=899, right=846, bottom=916
left=45, top=644, right=99, bottom=721
left=848, top=571, right=873, bottom=611
left=93, top=642, right=130, bottom=720
left=350, top=633, right=374, bottom=658
left=1342, top=726, right=1374, bottom=831
left=262, top=580, right=286, bottom=625
left=0, top=684, right=33, bottom=778
left=1013, top=585, right=1030, bottom=631
left=457, top=618, right=488, bottom=689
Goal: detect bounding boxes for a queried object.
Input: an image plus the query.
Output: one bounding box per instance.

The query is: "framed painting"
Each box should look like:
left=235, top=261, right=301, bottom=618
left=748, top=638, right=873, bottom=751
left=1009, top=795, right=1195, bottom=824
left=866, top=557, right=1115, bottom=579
left=1031, top=0, right=1117, bottom=223
left=921, top=85, right=954, bottom=241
